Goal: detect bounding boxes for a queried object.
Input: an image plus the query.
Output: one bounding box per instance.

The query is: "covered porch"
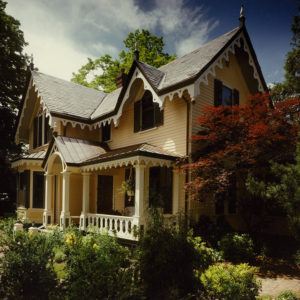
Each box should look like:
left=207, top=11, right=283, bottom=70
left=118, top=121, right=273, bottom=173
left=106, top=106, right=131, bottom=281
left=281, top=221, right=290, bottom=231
left=43, top=137, right=185, bottom=240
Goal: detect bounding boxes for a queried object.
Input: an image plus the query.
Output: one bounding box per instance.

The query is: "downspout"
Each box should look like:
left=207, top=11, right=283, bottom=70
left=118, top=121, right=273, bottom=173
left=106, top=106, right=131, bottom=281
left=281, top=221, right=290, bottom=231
left=185, top=98, right=193, bottom=217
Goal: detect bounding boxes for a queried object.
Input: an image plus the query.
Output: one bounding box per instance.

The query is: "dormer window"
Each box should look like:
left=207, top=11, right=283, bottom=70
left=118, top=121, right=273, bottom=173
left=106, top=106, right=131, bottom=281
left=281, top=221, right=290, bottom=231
left=134, top=90, right=163, bottom=132
left=101, top=123, right=111, bottom=142
left=33, top=113, right=51, bottom=148
left=214, top=79, right=240, bottom=107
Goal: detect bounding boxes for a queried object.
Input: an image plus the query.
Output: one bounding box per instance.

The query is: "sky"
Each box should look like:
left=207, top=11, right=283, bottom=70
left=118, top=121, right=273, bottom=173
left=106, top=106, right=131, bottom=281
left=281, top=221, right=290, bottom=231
left=6, top=0, right=298, bottom=85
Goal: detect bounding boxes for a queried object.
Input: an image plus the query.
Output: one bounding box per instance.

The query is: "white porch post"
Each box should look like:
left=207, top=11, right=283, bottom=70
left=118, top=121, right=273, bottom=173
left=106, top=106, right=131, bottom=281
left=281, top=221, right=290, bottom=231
left=43, top=173, right=53, bottom=226
left=134, top=164, right=145, bottom=229
left=60, top=171, right=71, bottom=228
left=80, top=173, right=90, bottom=230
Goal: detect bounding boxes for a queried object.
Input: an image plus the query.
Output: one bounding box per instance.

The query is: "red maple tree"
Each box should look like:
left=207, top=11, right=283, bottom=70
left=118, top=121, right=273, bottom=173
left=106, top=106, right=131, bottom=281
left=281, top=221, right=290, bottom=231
left=186, top=93, right=300, bottom=201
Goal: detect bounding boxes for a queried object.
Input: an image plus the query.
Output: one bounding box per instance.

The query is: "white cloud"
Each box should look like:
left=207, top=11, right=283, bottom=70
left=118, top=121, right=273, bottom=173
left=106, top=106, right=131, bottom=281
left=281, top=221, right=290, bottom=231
left=5, top=0, right=217, bottom=80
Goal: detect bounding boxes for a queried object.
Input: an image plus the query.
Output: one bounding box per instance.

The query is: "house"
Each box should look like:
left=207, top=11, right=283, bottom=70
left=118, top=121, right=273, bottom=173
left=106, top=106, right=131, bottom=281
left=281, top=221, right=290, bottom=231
left=11, top=12, right=267, bottom=240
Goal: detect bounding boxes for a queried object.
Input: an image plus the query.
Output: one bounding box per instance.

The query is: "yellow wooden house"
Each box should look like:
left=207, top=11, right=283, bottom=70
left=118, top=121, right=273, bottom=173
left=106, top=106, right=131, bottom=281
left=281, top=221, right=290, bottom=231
left=11, top=15, right=267, bottom=240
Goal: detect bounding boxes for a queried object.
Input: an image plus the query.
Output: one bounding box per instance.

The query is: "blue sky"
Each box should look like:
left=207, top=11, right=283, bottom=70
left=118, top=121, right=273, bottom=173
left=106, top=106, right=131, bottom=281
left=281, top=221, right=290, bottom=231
left=6, top=0, right=298, bottom=84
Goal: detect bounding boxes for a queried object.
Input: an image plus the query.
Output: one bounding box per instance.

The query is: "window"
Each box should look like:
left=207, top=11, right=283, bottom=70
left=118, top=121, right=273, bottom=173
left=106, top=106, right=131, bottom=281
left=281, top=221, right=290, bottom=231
left=134, top=90, right=163, bottom=132
left=33, top=113, right=51, bottom=148
left=214, top=79, right=240, bottom=107
left=32, top=172, right=44, bottom=208
left=149, top=167, right=172, bottom=214
left=101, top=123, right=111, bottom=142
left=19, top=171, right=30, bottom=208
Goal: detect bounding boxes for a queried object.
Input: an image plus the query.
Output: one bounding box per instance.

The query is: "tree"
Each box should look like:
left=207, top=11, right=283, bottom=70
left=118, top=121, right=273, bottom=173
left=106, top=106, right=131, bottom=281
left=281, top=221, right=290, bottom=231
left=72, top=29, right=176, bottom=93
left=187, top=94, right=300, bottom=232
left=271, top=6, right=300, bottom=100
left=246, top=144, right=300, bottom=239
left=0, top=0, right=28, bottom=213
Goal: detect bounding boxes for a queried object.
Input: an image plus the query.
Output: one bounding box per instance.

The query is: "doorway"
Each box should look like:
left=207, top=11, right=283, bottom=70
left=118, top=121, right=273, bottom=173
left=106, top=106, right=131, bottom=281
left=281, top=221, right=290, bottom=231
left=97, top=175, right=113, bottom=214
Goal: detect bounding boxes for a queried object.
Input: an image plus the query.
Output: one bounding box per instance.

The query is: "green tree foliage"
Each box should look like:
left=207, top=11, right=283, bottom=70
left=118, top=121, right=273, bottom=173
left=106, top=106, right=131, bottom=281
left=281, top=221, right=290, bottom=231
left=71, top=29, right=175, bottom=93
left=0, top=0, right=28, bottom=210
left=0, top=231, right=60, bottom=299
left=271, top=6, right=300, bottom=100
left=246, top=144, right=300, bottom=239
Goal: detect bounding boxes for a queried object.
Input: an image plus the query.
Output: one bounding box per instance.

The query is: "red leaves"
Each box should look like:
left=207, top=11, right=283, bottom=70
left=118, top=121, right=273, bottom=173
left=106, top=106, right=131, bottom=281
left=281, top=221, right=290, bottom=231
left=187, top=93, right=300, bottom=197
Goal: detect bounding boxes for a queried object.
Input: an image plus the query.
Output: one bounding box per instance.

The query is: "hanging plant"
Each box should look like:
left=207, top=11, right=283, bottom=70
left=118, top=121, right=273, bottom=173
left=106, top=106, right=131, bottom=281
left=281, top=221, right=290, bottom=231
left=121, top=167, right=135, bottom=196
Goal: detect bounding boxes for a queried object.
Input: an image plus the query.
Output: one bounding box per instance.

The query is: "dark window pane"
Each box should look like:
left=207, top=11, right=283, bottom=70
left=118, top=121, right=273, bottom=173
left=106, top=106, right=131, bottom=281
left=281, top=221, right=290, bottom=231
left=214, top=79, right=223, bottom=106
left=38, top=115, right=43, bottom=147
left=222, top=86, right=233, bottom=106
left=134, top=100, right=141, bottom=132
left=33, top=117, right=38, bottom=148
left=154, top=103, right=164, bottom=126
left=101, top=123, right=111, bottom=142
left=149, top=166, right=173, bottom=214
left=20, top=170, right=30, bottom=208
left=33, top=172, right=44, bottom=208
left=141, top=91, right=155, bottom=130
left=44, top=116, right=51, bottom=144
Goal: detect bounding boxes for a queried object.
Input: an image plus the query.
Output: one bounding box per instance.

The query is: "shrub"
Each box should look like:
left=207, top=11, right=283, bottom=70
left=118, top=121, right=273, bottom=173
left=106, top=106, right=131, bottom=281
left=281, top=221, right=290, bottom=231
left=199, top=263, right=260, bottom=300
left=219, top=233, right=255, bottom=263
left=188, top=235, right=223, bottom=271
left=276, top=290, right=298, bottom=300
left=63, top=230, right=138, bottom=299
left=294, top=249, right=300, bottom=268
left=0, top=231, right=59, bottom=299
left=138, top=210, right=194, bottom=298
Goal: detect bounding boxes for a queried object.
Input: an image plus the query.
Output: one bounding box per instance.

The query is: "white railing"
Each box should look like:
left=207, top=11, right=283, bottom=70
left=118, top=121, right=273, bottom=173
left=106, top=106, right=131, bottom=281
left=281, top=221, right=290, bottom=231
left=81, top=213, right=139, bottom=240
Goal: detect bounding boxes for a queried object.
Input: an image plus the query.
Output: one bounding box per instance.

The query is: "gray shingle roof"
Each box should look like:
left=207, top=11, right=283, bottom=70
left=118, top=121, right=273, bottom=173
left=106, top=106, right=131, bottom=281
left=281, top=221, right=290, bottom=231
left=32, top=71, right=107, bottom=119
left=31, top=27, right=242, bottom=122
left=152, top=27, right=240, bottom=90
left=91, top=87, right=121, bottom=120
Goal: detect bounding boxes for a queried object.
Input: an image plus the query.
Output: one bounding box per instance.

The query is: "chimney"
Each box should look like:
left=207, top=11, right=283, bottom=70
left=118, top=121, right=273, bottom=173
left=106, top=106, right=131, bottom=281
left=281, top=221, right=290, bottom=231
left=116, top=68, right=127, bottom=88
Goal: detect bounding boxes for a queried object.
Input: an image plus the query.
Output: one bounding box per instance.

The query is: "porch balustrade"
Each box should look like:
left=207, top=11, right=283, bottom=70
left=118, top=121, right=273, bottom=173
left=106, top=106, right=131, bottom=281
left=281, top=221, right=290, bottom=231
left=80, top=213, right=139, bottom=240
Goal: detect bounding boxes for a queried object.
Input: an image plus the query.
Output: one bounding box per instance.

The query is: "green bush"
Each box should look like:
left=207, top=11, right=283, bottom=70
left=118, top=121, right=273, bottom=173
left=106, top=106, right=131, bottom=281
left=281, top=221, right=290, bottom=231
left=188, top=235, right=223, bottom=271
left=0, top=230, right=60, bottom=299
left=138, top=210, right=211, bottom=299
left=199, top=263, right=261, bottom=300
left=276, top=290, right=298, bottom=300
left=219, top=233, right=255, bottom=263
left=63, top=230, right=139, bottom=299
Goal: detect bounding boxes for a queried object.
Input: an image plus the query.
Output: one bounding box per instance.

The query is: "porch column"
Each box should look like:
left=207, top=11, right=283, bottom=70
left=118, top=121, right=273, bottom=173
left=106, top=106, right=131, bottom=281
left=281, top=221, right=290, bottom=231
left=172, top=168, right=184, bottom=215
left=43, top=173, right=53, bottom=226
left=80, top=173, right=90, bottom=230
left=134, top=164, right=145, bottom=228
left=60, top=171, right=71, bottom=229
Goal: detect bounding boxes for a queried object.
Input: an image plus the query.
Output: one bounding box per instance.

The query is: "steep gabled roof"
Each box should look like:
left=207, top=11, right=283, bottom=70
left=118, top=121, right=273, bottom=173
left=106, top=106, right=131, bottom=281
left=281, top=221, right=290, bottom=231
left=31, top=71, right=107, bottom=120
left=16, top=23, right=267, bottom=135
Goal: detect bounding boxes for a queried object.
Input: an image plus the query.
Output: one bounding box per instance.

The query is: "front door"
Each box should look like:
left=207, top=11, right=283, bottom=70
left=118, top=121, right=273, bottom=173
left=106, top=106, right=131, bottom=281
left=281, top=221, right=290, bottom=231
left=97, top=175, right=113, bottom=214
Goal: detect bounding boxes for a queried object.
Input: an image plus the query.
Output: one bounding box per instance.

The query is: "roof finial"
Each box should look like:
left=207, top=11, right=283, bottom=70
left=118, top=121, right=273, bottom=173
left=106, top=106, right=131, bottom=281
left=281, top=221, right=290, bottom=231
left=239, top=4, right=245, bottom=27
left=134, top=41, right=139, bottom=61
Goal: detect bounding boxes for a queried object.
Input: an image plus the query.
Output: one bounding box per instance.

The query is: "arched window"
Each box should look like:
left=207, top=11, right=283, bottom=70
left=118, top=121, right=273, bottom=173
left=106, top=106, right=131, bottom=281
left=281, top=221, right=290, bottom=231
left=134, top=90, right=163, bottom=132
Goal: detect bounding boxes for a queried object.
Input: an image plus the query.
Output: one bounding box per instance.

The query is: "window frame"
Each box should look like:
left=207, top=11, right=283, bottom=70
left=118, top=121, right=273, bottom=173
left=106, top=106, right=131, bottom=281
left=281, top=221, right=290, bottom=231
left=33, top=112, right=51, bottom=149
left=101, top=123, right=111, bottom=142
left=32, top=171, right=45, bottom=209
left=134, top=90, right=164, bottom=132
left=214, top=79, right=240, bottom=107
